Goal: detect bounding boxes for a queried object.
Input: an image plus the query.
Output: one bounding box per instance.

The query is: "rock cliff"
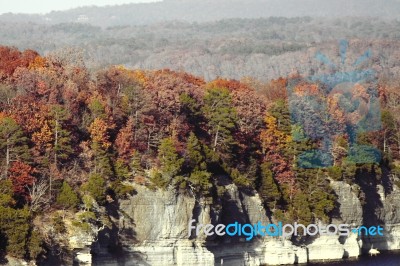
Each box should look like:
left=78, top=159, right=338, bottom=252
left=67, top=179, right=400, bottom=266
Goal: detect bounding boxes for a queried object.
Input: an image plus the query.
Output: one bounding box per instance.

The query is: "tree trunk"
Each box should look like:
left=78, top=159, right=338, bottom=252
left=5, top=138, right=9, bottom=177
left=54, top=119, right=58, bottom=166
left=213, top=125, right=220, bottom=151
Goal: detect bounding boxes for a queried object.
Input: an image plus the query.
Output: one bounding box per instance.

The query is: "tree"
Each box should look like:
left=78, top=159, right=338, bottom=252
left=57, top=181, right=79, bottom=209
left=27, top=178, right=49, bottom=212
left=259, top=162, right=282, bottom=211
left=88, top=118, right=113, bottom=176
left=155, top=138, right=184, bottom=188
left=186, top=133, right=212, bottom=194
left=84, top=173, right=106, bottom=204
left=0, top=179, right=14, bottom=207
left=202, top=87, right=237, bottom=154
left=0, top=206, right=30, bottom=258
left=115, top=117, right=135, bottom=163
left=186, top=132, right=207, bottom=171
left=8, top=161, right=36, bottom=203
left=0, top=116, right=29, bottom=177
left=28, top=230, right=43, bottom=260
left=260, top=113, right=294, bottom=185
left=50, top=105, right=73, bottom=166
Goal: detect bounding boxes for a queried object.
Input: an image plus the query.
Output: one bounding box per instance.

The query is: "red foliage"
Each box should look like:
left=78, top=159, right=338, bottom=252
left=8, top=161, right=36, bottom=201
left=0, top=46, right=38, bottom=79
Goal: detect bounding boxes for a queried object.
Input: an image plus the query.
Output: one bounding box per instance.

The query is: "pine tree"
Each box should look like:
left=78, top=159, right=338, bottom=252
left=0, top=206, right=30, bottom=258
left=202, top=87, right=237, bottom=153
left=50, top=105, right=73, bottom=166
left=155, top=138, right=184, bottom=188
left=259, top=162, right=282, bottom=211
left=57, top=181, right=79, bottom=209
left=28, top=230, right=43, bottom=260
left=85, top=173, right=106, bottom=204
left=189, top=170, right=212, bottom=194
left=130, top=150, right=144, bottom=177
left=0, top=178, right=14, bottom=207
left=186, top=132, right=207, bottom=171
left=89, top=118, right=113, bottom=177
left=0, top=116, right=29, bottom=177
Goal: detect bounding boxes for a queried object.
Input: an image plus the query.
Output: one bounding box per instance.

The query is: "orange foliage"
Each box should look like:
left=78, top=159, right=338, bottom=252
left=293, top=82, right=320, bottom=96
left=89, top=117, right=112, bottom=149
left=0, top=46, right=38, bottom=78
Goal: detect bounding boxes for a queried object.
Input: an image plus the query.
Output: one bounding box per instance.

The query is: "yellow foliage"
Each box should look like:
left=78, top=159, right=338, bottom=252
left=28, top=56, right=48, bottom=70
left=88, top=118, right=111, bottom=149
left=32, top=122, right=53, bottom=148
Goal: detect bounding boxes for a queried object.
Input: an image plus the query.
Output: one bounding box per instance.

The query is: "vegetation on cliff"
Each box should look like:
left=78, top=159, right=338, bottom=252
left=0, top=45, right=399, bottom=262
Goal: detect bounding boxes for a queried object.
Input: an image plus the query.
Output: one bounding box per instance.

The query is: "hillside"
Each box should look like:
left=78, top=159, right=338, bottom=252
left=1, top=17, right=400, bottom=81
left=0, top=46, right=400, bottom=264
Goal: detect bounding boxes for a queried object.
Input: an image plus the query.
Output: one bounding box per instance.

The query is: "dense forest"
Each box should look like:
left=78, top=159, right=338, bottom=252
left=0, top=45, right=400, bottom=262
left=1, top=17, right=400, bottom=80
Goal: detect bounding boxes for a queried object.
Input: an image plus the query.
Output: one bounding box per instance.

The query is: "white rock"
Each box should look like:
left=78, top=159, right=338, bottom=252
left=176, top=241, right=214, bottom=266
left=343, top=233, right=361, bottom=258
left=307, top=235, right=344, bottom=261
left=75, top=251, right=92, bottom=265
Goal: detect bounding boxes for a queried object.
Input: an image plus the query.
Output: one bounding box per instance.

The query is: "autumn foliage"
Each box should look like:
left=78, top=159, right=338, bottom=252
left=0, top=46, right=399, bottom=259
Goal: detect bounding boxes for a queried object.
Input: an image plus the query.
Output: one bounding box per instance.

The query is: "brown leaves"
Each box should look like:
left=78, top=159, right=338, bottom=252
left=115, top=117, right=135, bottom=162
left=0, top=46, right=38, bottom=78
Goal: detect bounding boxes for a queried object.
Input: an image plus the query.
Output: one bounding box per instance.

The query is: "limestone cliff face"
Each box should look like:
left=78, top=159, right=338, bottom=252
left=370, top=184, right=400, bottom=251
left=84, top=180, right=400, bottom=266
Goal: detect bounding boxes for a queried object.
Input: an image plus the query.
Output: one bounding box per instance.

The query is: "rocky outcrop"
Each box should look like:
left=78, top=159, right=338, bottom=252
left=369, top=183, right=400, bottom=251
left=87, top=179, right=400, bottom=265
left=307, top=235, right=344, bottom=261
left=330, top=181, right=364, bottom=225
left=115, top=186, right=213, bottom=265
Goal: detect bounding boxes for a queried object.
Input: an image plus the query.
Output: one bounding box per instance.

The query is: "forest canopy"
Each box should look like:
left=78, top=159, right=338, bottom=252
left=0, top=45, right=399, bottom=261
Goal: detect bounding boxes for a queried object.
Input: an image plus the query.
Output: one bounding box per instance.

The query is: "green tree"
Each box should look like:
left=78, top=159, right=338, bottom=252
left=155, top=138, right=184, bottom=188
left=0, top=206, right=30, bottom=258
left=28, top=230, right=43, bottom=260
left=57, top=181, right=79, bottom=209
left=259, top=162, right=282, bottom=211
left=130, top=150, right=144, bottom=177
left=202, top=87, right=237, bottom=153
left=186, top=132, right=207, bottom=171
left=85, top=173, right=106, bottom=204
left=112, top=159, right=135, bottom=198
left=0, top=116, right=29, bottom=177
left=0, top=179, right=14, bottom=207
left=291, top=191, right=312, bottom=225
left=91, top=141, right=113, bottom=177
left=50, top=105, right=73, bottom=167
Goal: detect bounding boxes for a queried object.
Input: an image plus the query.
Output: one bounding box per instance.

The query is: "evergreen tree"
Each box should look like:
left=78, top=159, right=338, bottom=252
left=189, top=170, right=212, bottom=194
left=57, top=181, right=79, bottom=209
left=85, top=173, right=106, bottom=204
left=50, top=105, right=73, bottom=167
left=290, top=191, right=312, bottom=225
left=155, top=138, right=184, bottom=188
left=91, top=141, right=113, bottom=177
left=28, top=230, right=43, bottom=260
left=0, top=116, right=29, bottom=177
left=186, top=132, right=207, bottom=171
left=202, top=87, right=237, bottom=153
left=0, top=179, right=14, bottom=207
left=130, top=150, right=144, bottom=177
left=0, top=206, right=30, bottom=258
left=259, top=162, right=282, bottom=211
left=185, top=133, right=213, bottom=194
